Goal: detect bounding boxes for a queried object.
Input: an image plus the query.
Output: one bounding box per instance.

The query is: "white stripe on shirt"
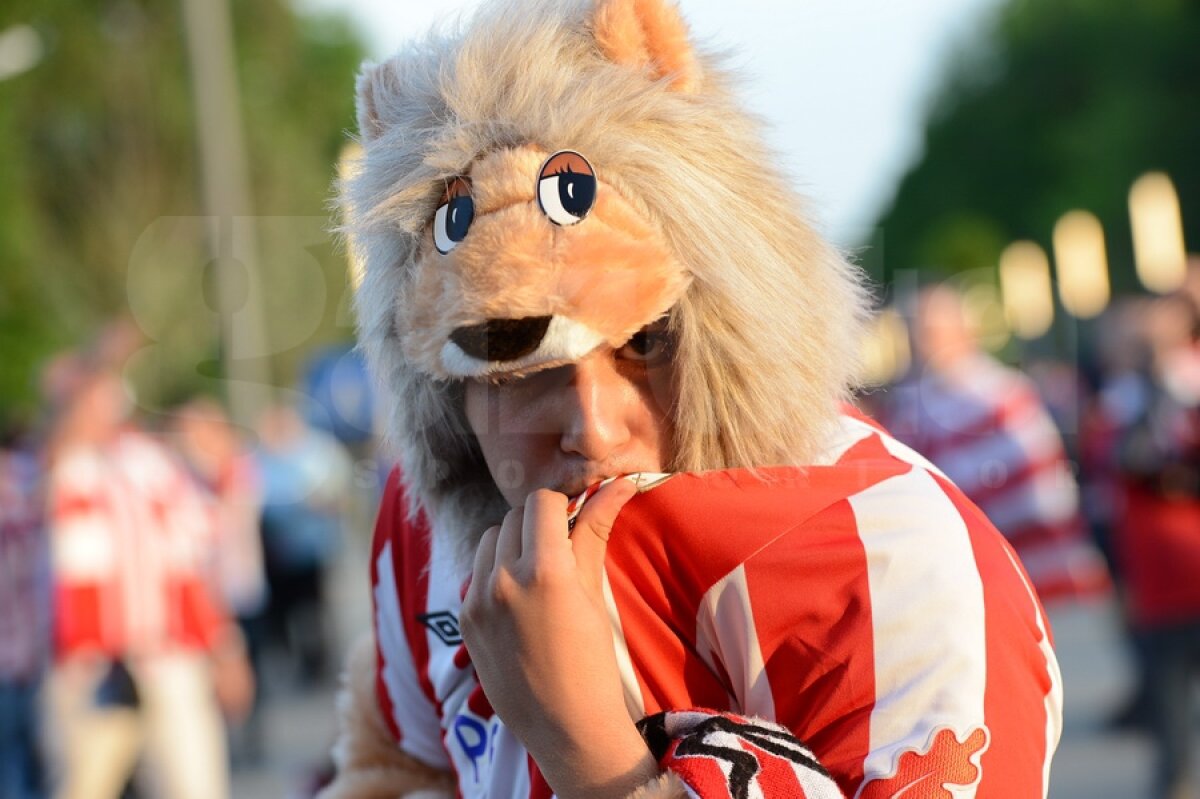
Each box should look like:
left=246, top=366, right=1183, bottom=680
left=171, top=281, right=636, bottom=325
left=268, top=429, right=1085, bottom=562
left=850, top=467, right=988, bottom=792
left=695, top=564, right=775, bottom=719
left=373, top=541, right=450, bottom=769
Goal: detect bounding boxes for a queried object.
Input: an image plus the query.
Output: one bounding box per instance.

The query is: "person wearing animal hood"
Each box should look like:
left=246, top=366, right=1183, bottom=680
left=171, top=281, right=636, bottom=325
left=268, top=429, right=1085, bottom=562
left=323, top=0, right=1064, bottom=796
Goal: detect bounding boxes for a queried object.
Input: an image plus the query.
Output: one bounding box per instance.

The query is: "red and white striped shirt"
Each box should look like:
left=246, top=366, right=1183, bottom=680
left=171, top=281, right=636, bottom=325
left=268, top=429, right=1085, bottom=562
left=881, top=355, right=1110, bottom=603
left=370, top=413, right=1063, bottom=797
left=48, top=431, right=230, bottom=659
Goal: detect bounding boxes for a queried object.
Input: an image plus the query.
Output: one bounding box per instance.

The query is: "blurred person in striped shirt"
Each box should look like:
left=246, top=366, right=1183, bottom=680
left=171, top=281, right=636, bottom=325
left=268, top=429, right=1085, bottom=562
left=880, top=284, right=1110, bottom=604
left=43, top=368, right=251, bottom=799
left=0, top=418, right=51, bottom=799
left=319, top=0, right=1068, bottom=796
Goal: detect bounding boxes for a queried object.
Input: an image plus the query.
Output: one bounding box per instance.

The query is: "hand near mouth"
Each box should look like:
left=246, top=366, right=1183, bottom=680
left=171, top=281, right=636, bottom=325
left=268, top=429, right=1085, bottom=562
left=460, top=480, right=658, bottom=799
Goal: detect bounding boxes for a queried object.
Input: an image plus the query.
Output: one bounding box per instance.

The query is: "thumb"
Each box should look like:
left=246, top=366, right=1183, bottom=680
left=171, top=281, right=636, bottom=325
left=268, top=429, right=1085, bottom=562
left=571, top=477, right=638, bottom=585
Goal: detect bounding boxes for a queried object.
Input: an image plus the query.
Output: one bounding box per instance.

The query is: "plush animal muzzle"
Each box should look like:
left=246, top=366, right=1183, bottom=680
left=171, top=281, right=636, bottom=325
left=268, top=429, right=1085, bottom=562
left=401, top=145, right=692, bottom=380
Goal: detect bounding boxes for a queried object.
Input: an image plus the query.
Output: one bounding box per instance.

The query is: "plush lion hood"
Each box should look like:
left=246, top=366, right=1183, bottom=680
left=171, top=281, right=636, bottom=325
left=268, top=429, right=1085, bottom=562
left=344, top=0, right=868, bottom=547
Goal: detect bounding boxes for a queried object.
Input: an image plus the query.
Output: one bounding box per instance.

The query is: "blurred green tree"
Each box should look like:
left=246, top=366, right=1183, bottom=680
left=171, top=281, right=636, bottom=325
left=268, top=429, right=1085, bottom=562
left=0, top=0, right=364, bottom=421
left=868, top=0, right=1200, bottom=290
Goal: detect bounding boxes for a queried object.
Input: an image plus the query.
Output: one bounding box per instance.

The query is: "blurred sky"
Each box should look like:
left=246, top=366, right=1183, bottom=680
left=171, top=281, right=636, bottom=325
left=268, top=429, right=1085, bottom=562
left=299, top=0, right=1005, bottom=244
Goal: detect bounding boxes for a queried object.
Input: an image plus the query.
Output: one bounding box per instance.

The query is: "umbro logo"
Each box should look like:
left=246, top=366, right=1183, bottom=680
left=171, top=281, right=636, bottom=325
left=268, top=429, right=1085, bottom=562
left=417, top=610, right=463, bottom=645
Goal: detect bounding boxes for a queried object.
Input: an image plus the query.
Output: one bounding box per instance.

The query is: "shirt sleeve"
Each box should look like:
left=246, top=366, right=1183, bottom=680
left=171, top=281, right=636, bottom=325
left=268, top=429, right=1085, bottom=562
left=696, top=463, right=1062, bottom=798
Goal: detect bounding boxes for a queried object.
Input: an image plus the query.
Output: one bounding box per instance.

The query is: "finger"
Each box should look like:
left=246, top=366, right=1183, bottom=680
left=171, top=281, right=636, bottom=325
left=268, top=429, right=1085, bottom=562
left=571, top=478, right=637, bottom=582
left=466, top=524, right=501, bottom=607
left=495, top=506, right=524, bottom=569
left=520, top=489, right=569, bottom=562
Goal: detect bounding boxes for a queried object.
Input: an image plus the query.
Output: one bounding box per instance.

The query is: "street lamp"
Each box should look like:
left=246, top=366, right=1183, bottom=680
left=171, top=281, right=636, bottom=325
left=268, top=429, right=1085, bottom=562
left=999, top=241, right=1054, bottom=339
left=1053, top=210, right=1110, bottom=319
left=1129, top=171, right=1187, bottom=295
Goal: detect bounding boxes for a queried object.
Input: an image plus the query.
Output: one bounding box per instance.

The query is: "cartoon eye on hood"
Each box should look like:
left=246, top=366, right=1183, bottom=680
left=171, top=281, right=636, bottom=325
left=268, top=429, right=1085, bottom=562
left=537, top=151, right=596, bottom=226
left=433, top=177, right=474, bottom=254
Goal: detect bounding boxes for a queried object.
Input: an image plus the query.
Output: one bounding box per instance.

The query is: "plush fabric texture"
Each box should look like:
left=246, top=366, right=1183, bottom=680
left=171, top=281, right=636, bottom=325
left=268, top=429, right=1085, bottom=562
left=626, top=771, right=690, bottom=799
left=593, top=0, right=701, bottom=92
left=317, top=634, right=456, bottom=799
left=342, top=0, right=870, bottom=556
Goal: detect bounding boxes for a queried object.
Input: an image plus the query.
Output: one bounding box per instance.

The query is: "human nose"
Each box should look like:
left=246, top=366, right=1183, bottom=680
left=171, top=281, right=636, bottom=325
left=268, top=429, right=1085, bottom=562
left=558, top=356, right=632, bottom=461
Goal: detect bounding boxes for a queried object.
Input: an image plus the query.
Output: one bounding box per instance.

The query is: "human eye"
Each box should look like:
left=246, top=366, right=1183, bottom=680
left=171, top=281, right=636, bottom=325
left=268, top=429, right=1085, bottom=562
left=618, top=320, right=672, bottom=365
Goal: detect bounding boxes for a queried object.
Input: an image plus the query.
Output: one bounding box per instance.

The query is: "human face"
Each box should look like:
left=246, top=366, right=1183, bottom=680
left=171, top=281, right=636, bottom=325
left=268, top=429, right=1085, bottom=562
left=464, top=323, right=675, bottom=507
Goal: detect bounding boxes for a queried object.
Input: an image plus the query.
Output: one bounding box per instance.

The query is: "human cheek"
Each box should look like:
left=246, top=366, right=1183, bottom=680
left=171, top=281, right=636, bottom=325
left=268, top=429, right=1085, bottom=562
left=466, top=385, right=557, bottom=501
left=627, top=369, right=674, bottom=469
left=496, top=398, right=562, bottom=491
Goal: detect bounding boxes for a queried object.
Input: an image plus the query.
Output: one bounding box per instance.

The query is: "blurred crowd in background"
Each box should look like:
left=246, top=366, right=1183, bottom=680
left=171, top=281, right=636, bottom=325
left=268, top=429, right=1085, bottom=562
left=0, top=319, right=377, bottom=799
left=865, top=261, right=1200, bottom=798
left=1, top=0, right=1199, bottom=797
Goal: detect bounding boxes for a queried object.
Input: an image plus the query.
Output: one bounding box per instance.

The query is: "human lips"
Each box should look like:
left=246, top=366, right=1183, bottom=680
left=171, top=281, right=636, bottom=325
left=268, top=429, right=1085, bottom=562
left=553, top=460, right=634, bottom=498
left=556, top=473, right=613, bottom=499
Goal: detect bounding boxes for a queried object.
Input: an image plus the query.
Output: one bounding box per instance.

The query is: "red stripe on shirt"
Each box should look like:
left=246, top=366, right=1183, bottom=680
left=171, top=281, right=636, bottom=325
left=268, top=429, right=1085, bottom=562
left=371, top=470, right=404, bottom=742
left=527, top=754, right=554, bottom=799
left=51, top=492, right=103, bottom=519
left=963, top=453, right=1067, bottom=510
left=746, top=499, right=876, bottom=796
left=916, top=390, right=1041, bottom=463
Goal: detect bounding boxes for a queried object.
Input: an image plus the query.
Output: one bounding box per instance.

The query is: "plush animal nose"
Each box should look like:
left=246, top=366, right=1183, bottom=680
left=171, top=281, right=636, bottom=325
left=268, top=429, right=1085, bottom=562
left=449, top=316, right=552, bottom=362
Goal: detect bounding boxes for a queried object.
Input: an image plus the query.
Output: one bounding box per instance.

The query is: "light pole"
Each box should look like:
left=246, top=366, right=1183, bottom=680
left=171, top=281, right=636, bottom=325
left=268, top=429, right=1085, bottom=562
left=180, top=0, right=272, bottom=428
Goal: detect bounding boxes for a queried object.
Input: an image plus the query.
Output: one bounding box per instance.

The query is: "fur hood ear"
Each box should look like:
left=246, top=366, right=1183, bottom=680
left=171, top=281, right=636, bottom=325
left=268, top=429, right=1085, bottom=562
left=593, top=0, right=702, bottom=93
left=355, top=62, right=390, bottom=144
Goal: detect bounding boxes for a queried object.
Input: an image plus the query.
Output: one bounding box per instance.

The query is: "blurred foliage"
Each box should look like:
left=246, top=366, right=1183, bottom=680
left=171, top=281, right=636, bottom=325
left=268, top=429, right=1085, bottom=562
left=0, top=0, right=364, bottom=420
left=869, top=0, right=1200, bottom=289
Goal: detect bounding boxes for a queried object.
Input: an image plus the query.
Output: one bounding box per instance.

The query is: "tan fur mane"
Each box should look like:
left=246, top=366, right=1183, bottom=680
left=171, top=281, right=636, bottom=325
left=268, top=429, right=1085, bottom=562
left=343, top=0, right=869, bottom=555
